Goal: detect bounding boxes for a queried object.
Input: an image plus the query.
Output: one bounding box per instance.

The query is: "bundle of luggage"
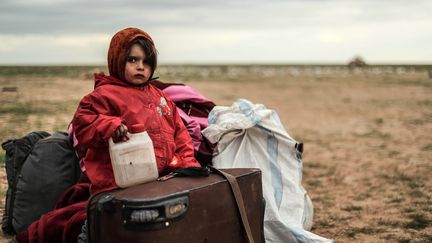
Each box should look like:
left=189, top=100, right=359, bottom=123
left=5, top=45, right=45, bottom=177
left=1, top=132, right=265, bottom=243
left=1, top=82, right=331, bottom=242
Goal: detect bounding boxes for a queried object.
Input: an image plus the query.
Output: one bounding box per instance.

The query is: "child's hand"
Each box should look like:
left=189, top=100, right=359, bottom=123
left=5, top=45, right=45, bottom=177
left=114, top=124, right=129, bottom=141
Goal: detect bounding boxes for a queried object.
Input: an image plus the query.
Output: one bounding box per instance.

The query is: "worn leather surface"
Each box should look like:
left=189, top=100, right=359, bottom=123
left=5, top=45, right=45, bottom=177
left=88, top=168, right=263, bottom=243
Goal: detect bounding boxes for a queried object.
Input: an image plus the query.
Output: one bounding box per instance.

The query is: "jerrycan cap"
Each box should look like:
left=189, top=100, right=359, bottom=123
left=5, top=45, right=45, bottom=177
left=129, top=124, right=145, bottom=134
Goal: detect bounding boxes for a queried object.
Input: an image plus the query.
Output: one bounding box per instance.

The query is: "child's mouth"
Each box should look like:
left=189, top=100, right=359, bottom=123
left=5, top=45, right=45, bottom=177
left=134, top=74, right=145, bottom=79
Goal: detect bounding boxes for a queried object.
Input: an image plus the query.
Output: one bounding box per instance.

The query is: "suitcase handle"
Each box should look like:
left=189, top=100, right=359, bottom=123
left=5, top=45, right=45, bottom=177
left=122, top=195, right=189, bottom=228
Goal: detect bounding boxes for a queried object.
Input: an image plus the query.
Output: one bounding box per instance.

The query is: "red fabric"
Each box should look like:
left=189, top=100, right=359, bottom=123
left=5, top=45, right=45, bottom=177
left=72, top=73, right=200, bottom=194
left=107, top=27, right=155, bottom=82
left=55, top=181, right=91, bottom=209
left=151, top=80, right=216, bottom=165
left=16, top=183, right=90, bottom=243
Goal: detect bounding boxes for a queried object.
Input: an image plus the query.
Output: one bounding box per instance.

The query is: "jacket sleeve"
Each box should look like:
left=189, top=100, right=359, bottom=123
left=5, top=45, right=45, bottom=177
left=167, top=100, right=201, bottom=169
left=72, top=91, right=124, bottom=148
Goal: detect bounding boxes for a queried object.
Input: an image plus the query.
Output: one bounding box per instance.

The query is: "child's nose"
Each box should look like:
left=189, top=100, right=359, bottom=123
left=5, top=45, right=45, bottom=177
left=136, top=61, right=145, bottom=70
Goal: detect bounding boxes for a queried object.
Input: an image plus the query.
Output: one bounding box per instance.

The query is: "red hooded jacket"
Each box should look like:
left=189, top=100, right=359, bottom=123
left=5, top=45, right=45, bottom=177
left=72, top=28, right=200, bottom=194
left=72, top=73, right=200, bottom=194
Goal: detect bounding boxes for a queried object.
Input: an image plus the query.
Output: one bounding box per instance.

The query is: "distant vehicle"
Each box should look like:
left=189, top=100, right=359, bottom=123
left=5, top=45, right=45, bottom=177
left=348, top=56, right=367, bottom=68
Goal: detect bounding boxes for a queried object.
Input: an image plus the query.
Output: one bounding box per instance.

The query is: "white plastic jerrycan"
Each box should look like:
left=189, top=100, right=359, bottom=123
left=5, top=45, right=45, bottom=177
left=109, top=124, right=158, bottom=188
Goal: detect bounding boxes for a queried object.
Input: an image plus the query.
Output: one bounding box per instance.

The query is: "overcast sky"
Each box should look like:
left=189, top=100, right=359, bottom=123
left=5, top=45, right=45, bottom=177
left=0, top=0, right=431, bottom=65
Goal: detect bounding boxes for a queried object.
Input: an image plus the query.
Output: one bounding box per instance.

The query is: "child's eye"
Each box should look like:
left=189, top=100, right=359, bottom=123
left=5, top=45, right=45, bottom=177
left=127, top=57, right=137, bottom=63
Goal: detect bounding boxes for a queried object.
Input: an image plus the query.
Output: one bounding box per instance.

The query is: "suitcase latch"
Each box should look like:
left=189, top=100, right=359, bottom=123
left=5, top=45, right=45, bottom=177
left=97, top=194, right=115, bottom=212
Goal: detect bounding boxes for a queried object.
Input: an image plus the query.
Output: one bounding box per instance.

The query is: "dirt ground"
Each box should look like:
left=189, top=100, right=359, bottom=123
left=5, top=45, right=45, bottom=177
left=0, top=66, right=431, bottom=242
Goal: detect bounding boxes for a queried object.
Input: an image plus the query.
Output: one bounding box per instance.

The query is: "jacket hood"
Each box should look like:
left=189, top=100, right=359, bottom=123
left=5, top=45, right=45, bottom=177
left=107, top=27, right=155, bottom=82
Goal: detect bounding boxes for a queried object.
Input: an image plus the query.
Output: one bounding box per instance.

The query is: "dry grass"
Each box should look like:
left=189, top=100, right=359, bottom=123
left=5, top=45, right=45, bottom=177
left=0, top=66, right=431, bottom=242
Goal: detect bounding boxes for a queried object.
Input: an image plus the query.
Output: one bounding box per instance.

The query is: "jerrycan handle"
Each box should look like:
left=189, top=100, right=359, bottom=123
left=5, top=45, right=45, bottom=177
left=109, top=124, right=146, bottom=146
left=109, top=132, right=134, bottom=146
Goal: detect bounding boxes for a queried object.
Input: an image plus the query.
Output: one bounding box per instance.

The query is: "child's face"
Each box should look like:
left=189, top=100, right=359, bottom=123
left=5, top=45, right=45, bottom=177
left=124, top=44, right=152, bottom=85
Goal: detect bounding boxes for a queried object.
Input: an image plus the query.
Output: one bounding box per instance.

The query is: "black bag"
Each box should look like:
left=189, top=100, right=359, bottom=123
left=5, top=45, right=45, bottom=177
left=1, top=131, right=81, bottom=234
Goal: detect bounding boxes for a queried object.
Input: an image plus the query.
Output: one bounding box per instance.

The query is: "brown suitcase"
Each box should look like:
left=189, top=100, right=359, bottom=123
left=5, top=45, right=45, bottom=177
left=87, top=168, right=264, bottom=243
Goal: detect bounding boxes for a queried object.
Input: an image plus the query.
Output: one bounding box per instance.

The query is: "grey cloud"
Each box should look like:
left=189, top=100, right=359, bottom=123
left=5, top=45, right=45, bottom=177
left=1, top=0, right=432, bottom=64
left=0, top=0, right=240, bottom=34
left=0, top=0, right=431, bottom=35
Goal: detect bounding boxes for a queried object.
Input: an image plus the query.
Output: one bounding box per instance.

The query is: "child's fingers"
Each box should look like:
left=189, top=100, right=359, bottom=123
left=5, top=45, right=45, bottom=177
left=114, top=124, right=128, bottom=138
left=122, top=124, right=129, bottom=135
left=115, top=127, right=121, bottom=138
left=119, top=124, right=129, bottom=141
left=119, top=124, right=128, bottom=136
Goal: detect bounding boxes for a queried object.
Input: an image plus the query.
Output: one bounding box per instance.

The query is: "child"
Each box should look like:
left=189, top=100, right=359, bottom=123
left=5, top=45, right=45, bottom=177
left=72, top=27, right=200, bottom=194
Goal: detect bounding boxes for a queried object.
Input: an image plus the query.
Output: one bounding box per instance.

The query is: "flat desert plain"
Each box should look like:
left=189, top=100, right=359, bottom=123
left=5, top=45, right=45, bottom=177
left=0, top=66, right=431, bottom=242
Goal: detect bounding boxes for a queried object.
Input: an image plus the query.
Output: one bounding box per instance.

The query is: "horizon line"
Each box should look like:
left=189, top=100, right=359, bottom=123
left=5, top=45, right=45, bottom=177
left=0, top=62, right=432, bottom=67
